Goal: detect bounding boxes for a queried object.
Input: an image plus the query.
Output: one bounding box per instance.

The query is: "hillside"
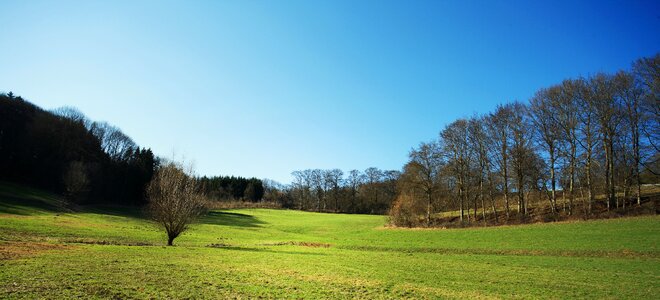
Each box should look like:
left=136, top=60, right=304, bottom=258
left=1, top=183, right=659, bottom=299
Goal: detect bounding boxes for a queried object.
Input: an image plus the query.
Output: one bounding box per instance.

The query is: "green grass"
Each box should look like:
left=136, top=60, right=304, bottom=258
left=1, top=183, right=658, bottom=299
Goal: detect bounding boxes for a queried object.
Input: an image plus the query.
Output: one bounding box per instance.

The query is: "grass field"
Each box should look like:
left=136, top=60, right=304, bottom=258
left=1, top=183, right=659, bottom=299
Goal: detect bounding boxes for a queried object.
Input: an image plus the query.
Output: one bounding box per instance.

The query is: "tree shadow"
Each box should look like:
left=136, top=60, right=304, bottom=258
left=0, top=194, right=62, bottom=215
left=81, top=205, right=147, bottom=219
left=198, top=211, right=267, bottom=228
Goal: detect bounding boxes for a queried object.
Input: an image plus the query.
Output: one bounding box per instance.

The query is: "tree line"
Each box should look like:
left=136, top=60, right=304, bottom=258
left=198, top=175, right=264, bottom=202
left=278, top=168, right=400, bottom=214
left=0, top=93, right=156, bottom=206
left=391, top=53, right=659, bottom=227
left=0, top=93, right=273, bottom=207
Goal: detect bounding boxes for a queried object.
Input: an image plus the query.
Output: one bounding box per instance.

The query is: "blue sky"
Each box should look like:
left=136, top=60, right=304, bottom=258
left=1, top=0, right=658, bottom=183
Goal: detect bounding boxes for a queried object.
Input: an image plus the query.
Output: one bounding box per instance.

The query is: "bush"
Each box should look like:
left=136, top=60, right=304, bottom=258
left=388, top=194, right=426, bottom=227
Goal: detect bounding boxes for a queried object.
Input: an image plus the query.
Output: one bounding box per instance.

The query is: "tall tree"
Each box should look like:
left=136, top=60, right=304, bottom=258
left=591, top=73, right=621, bottom=210
left=324, top=169, right=344, bottom=212
left=406, top=142, right=442, bottom=226
left=468, top=116, right=495, bottom=223
left=441, top=120, right=472, bottom=222
left=529, top=88, right=561, bottom=214
left=486, top=104, right=513, bottom=219
left=509, top=102, right=534, bottom=216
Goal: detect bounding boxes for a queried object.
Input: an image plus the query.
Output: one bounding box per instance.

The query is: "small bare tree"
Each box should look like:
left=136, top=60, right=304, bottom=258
left=146, top=162, right=206, bottom=246
left=63, top=161, right=90, bottom=204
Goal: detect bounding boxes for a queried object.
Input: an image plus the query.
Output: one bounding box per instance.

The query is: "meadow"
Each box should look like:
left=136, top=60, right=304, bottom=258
left=1, top=182, right=658, bottom=299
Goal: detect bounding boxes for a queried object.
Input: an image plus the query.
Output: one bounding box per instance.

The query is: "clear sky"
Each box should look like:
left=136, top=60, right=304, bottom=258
left=1, top=0, right=659, bottom=183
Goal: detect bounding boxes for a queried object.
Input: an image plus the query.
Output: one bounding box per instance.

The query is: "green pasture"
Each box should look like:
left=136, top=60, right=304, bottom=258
left=1, top=183, right=658, bottom=299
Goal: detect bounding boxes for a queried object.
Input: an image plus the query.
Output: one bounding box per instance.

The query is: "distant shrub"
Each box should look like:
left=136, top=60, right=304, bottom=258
left=388, top=194, right=426, bottom=227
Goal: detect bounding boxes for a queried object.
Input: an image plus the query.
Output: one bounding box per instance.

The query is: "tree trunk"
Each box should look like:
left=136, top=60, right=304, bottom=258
left=480, top=177, right=486, bottom=224
left=549, top=152, right=557, bottom=214
left=503, top=154, right=510, bottom=220
left=585, top=130, right=594, bottom=215
left=487, top=173, right=498, bottom=223
left=568, top=140, right=576, bottom=216
left=426, top=193, right=432, bottom=227
left=634, top=130, right=641, bottom=206
left=473, top=191, right=478, bottom=222
left=459, top=178, right=465, bottom=223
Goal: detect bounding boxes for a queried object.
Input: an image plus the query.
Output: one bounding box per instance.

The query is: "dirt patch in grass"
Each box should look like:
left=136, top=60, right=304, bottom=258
left=207, top=243, right=232, bottom=248
left=63, top=239, right=153, bottom=246
left=260, top=241, right=332, bottom=248
left=0, top=241, right=73, bottom=260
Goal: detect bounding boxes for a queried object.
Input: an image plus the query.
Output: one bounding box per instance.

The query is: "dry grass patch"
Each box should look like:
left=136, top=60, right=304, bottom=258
left=260, top=241, right=332, bottom=248
left=62, top=238, right=154, bottom=246
left=0, top=241, right=72, bottom=260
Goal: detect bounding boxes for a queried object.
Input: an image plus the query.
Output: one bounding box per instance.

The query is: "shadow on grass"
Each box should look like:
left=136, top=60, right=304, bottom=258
left=0, top=194, right=62, bottom=215
left=211, top=246, right=326, bottom=256
left=81, top=205, right=147, bottom=219
left=199, top=211, right=267, bottom=228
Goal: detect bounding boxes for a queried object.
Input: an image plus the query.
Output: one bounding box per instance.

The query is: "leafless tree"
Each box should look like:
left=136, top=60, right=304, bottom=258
left=89, top=121, right=136, bottom=161
left=555, top=80, right=581, bottom=215
left=146, top=162, right=206, bottom=246
left=590, top=73, right=622, bottom=210
left=509, top=102, right=534, bottom=216
left=310, top=169, right=325, bottom=211
left=63, top=161, right=90, bottom=204
left=614, top=71, right=645, bottom=206
left=51, top=106, right=90, bottom=127
left=529, top=88, right=561, bottom=214
left=406, top=141, right=442, bottom=226
left=324, top=169, right=344, bottom=212
left=468, top=115, right=497, bottom=223
left=362, top=167, right=383, bottom=213
left=576, top=78, right=598, bottom=214
left=632, top=54, right=660, bottom=160
left=441, top=119, right=473, bottom=222
left=290, top=171, right=306, bottom=210
left=486, top=104, right=513, bottom=219
left=346, top=169, right=363, bottom=212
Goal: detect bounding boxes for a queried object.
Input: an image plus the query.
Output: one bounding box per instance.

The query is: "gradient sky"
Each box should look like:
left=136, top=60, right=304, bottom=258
left=1, top=0, right=659, bottom=183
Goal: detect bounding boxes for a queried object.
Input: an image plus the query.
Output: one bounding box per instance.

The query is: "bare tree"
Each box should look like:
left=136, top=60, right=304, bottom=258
left=90, top=121, right=136, bottom=161
left=362, top=167, right=383, bottom=213
left=406, top=141, right=442, bottom=226
left=290, top=171, right=306, bottom=210
left=509, top=102, right=534, bottom=216
left=51, top=106, right=90, bottom=127
left=146, top=162, right=206, bottom=246
left=529, top=88, right=561, bottom=214
left=63, top=161, right=90, bottom=204
left=614, top=71, right=645, bottom=206
left=324, top=169, right=344, bottom=212
left=576, top=78, right=598, bottom=214
left=591, top=73, right=622, bottom=210
left=555, top=80, right=581, bottom=215
left=346, top=169, right=363, bottom=213
left=486, top=104, right=513, bottom=219
left=441, top=119, right=472, bottom=222
left=632, top=54, right=660, bottom=160
left=310, top=169, right=325, bottom=211
left=468, top=115, right=496, bottom=223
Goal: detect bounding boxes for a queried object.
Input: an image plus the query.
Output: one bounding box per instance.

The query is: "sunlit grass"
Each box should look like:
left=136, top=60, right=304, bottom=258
left=1, top=183, right=658, bottom=299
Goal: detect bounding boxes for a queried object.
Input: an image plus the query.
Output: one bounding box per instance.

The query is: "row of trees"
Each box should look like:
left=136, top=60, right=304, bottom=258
left=0, top=93, right=156, bottom=205
left=288, top=168, right=400, bottom=214
left=392, top=54, right=659, bottom=226
left=198, top=176, right=264, bottom=202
